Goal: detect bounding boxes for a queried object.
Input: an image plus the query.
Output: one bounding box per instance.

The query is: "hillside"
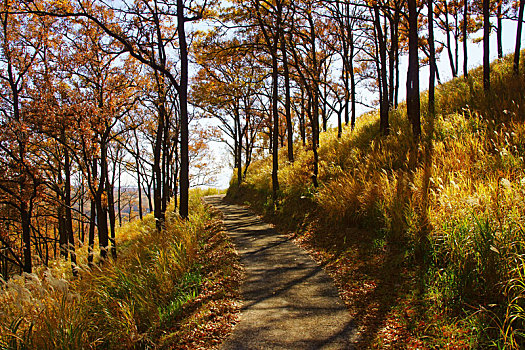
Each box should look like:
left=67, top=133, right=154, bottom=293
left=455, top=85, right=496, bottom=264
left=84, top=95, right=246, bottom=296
left=0, top=189, right=242, bottom=349
left=227, top=53, right=525, bottom=348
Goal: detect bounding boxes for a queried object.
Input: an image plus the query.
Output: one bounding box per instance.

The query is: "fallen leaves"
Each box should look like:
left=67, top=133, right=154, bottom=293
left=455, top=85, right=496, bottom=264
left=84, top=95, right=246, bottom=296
left=158, top=210, right=243, bottom=349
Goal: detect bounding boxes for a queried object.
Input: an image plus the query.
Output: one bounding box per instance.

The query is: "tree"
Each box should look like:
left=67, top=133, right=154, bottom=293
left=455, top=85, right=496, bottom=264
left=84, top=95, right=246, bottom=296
left=372, top=1, right=390, bottom=135
left=0, top=2, right=47, bottom=273
left=429, top=0, right=437, bottom=116
left=483, top=0, right=491, bottom=91
left=22, top=0, right=210, bottom=222
left=407, top=0, right=421, bottom=138
left=193, top=38, right=264, bottom=187
left=514, top=0, right=525, bottom=74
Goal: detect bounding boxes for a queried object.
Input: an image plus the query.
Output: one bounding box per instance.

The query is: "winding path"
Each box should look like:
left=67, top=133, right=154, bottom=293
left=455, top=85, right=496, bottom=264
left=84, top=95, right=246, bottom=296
left=204, top=195, right=357, bottom=349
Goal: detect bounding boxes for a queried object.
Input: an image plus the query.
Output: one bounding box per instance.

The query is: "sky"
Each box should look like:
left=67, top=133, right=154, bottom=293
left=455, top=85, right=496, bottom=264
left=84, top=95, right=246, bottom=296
left=206, top=17, right=523, bottom=190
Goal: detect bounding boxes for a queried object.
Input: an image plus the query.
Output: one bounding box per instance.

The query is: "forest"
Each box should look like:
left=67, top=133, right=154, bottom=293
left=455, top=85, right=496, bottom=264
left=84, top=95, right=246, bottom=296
left=1, top=0, right=525, bottom=348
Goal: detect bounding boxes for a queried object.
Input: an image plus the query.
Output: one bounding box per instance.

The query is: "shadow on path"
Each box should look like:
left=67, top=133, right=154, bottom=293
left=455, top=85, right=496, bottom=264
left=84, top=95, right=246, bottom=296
left=204, top=195, right=358, bottom=350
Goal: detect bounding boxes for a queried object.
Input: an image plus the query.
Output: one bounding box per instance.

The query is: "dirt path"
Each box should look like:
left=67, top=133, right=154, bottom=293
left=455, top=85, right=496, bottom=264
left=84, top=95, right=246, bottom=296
left=204, top=195, right=357, bottom=349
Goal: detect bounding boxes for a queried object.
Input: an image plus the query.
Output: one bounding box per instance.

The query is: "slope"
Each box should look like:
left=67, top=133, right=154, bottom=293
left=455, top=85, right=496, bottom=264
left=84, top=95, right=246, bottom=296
left=227, top=53, right=525, bottom=348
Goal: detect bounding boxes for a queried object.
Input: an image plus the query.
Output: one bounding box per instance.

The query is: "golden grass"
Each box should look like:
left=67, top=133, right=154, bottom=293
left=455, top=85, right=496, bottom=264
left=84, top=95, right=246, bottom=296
left=0, top=189, right=240, bottom=349
left=228, top=52, right=525, bottom=348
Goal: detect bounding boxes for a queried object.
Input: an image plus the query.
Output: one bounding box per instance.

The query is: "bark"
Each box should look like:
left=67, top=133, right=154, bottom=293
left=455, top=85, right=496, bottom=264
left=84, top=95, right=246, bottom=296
left=300, top=89, right=306, bottom=145
left=308, top=8, right=320, bottom=187
left=342, top=39, right=350, bottom=126
left=407, top=0, right=421, bottom=138
left=342, top=0, right=350, bottom=126
left=21, top=205, right=31, bottom=273
left=96, top=141, right=109, bottom=260
left=88, top=158, right=96, bottom=266
left=308, top=88, right=319, bottom=188
left=118, top=161, right=122, bottom=226
left=337, top=106, right=342, bottom=139
left=64, top=140, right=77, bottom=274
left=429, top=0, right=436, bottom=116
left=153, top=99, right=164, bottom=230
left=281, top=31, right=294, bottom=163
left=173, top=141, right=179, bottom=210
left=444, top=0, right=457, bottom=77
left=80, top=181, right=85, bottom=243
left=271, top=49, right=280, bottom=200
left=497, top=1, right=503, bottom=59
left=146, top=180, right=153, bottom=213
left=106, top=164, right=116, bottom=259
left=463, top=0, right=468, bottom=78
left=349, top=31, right=356, bottom=129
left=483, top=0, right=490, bottom=91
left=57, top=164, right=67, bottom=259
left=321, top=82, right=328, bottom=133
left=374, top=5, right=390, bottom=135
left=235, top=106, right=242, bottom=187
left=514, top=0, right=525, bottom=75
left=162, top=105, right=170, bottom=213
left=134, top=130, right=143, bottom=220
left=388, top=7, right=400, bottom=107
left=178, top=0, right=190, bottom=219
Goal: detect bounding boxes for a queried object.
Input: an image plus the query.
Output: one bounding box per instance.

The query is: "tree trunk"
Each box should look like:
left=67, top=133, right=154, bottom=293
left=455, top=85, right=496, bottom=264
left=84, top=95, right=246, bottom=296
left=118, top=161, right=122, bottom=226
left=463, top=0, right=468, bottom=78
left=444, top=0, right=457, bottom=77
left=235, top=107, right=243, bottom=187
left=483, top=0, right=490, bottom=91
left=57, top=159, right=67, bottom=259
left=64, top=141, right=77, bottom=274
left=337, top=108, right=342, bottom=139
left=309, top=89, right=319, bottom=188
left=134, top=131, right=143, bottom=220
left=388, top=8, right=400, bottom=107
left=497, top=1, right=503, bottom=59
left=343, top=52, right=350, bottom=126
left=161, top=103, right=170, bottom=213
left=21, top=204, right=31, bottom=273
left=343, top=0, right=350, bottom=126
left=153, top=103, right=164, bottom=230
left=173, top=143, right=179, bottom=210
left=407, top=0, right=421, bottom=138
left=281, top=31, right=294, bottom=163
left=349, top=31, right=356, bottom=129
left=429, top=0, right=436, bottom=116
left=97, top=141, right=109, bottom=260
left=106, top=163, right=117, bottom=259
left=80, top=181, right=85, bottom=243
left=514, top=0, right=525, bottom=75
left=300, top=89, right=306, bottom=145
left=88, top=158, right=97, bottom=266
left=271, top=48, right=280, bottom=201
left=374, top=5, right=390, bottom=135
left=178, top=0, right=190, bottom=219
left=321, top=82, right=328, bottom=133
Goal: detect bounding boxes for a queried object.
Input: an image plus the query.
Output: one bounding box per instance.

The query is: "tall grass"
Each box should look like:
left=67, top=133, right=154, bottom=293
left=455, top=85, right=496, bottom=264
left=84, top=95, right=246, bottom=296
left=228, top=52, right=525, bottom=347
left=0, top=190, right=222, bottom=349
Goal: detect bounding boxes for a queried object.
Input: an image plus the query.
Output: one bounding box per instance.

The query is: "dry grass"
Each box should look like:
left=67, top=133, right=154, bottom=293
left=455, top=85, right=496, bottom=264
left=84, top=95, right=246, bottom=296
left=0, top=188, right=241, bottom=349
left=228, top=52, right=525, bottom=348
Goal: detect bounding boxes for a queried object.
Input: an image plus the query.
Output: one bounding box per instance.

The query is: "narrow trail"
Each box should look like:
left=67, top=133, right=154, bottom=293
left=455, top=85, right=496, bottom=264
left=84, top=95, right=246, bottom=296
left=204, top=195, right=357, bottom=349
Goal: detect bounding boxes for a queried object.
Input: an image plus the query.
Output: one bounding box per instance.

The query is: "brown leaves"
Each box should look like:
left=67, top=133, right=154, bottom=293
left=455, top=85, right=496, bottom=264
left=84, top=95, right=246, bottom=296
left=159, top=214, right=243, bottom=349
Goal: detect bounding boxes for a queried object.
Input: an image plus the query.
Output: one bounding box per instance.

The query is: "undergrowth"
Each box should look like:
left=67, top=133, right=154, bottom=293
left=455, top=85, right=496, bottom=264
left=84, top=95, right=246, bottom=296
left=227, top=53, right=525, bottom=348
left=0, top=187, right=241, bottom=349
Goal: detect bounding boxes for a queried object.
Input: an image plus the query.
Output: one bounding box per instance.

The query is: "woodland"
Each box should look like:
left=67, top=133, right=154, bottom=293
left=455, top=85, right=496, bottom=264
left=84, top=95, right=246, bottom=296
left=1, top=0, right=525, bottom=348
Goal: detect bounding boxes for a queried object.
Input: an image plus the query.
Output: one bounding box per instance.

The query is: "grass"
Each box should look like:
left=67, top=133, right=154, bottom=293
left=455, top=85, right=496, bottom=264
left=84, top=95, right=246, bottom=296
left=227, top=52, right=525, bottom=348
left=0, top=187, right=241, bottom=349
